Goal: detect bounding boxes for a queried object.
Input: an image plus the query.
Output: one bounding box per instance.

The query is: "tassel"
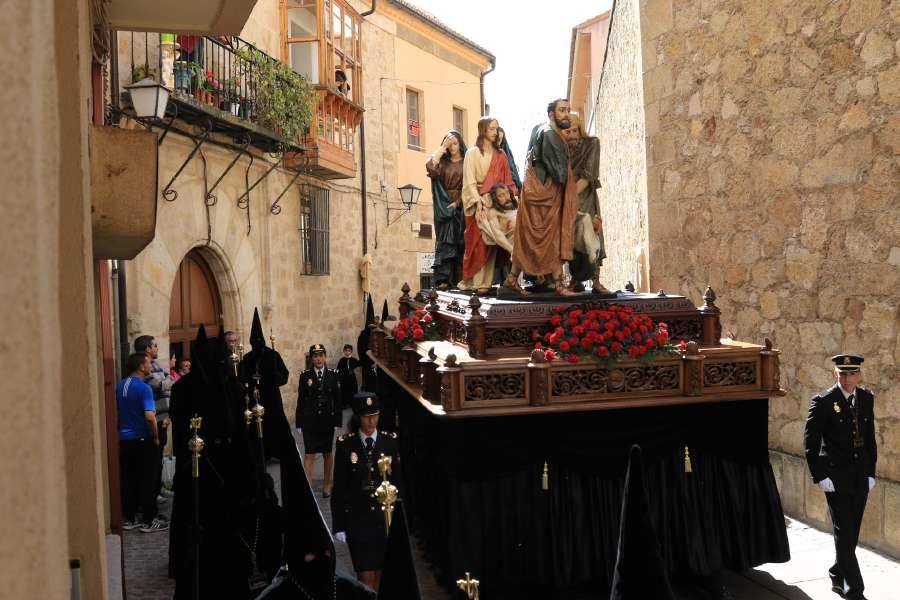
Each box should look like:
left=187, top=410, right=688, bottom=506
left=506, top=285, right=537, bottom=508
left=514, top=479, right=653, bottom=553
left=542, top=460, right=549, bottom=490
left=684, top=446, right=693, bottom=474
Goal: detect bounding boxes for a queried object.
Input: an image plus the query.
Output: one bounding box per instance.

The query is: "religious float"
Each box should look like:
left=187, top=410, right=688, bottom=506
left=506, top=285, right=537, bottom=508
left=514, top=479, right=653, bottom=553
left=368, top=283, right=791, bottom=599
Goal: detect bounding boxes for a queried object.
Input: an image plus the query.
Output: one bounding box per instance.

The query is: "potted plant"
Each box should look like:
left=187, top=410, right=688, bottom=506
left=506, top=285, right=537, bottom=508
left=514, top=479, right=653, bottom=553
left=173, top=61, right=201, bottom=94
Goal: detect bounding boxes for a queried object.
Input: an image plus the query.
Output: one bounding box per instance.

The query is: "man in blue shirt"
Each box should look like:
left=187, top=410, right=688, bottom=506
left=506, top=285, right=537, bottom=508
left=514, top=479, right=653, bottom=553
left=117, top=352, right=167, bottom=532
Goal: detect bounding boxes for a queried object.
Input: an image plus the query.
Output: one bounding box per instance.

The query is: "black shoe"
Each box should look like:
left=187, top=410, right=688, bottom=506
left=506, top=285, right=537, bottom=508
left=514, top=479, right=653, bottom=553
left=830, top=573, right=845, bottom=596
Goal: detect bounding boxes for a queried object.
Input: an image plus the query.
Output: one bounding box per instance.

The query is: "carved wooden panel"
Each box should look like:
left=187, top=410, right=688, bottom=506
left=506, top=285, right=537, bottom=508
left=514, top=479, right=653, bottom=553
left=667, top=318, right=702, bottom=342
left=486, top=327, right=534, bottom=348
left=551, top=365, right=680, bottom=396
left=450, top=320, right=468, bottom=344
left=704, top=361, right=757, bottom=387
left=464, top=373, right=526, bottom=401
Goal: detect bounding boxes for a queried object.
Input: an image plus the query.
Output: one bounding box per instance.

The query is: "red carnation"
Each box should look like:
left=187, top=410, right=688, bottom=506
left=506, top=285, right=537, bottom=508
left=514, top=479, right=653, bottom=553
left=567, top=354, right=580, bottom=364
left=596, top=346, right=609, bottom=357
left=544, top=349, right=557, bottom=362
left=534, top=342, right=543, bottom=349
left=678, top=340, right=688, bottom=352
left=611, top=341, right=622, bottom=352
left=532, top=331, right=541, bottom=341
left=550, top=315, right=562, bottom=326
left=413, top=328, right=424, bottom=340
left=580, top=338, right=592, bottom=350
left=559, top=341, right=571, bottom=352
left=423, top=314, right=433, bottom=323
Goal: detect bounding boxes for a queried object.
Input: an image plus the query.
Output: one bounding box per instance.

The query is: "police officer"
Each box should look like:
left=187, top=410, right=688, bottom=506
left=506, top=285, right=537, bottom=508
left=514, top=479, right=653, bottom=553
left=804, top=353, right=877, bottom=600
left=331, top=392, right=403, bottom=591
left=296, top=344, right=342, bottom=497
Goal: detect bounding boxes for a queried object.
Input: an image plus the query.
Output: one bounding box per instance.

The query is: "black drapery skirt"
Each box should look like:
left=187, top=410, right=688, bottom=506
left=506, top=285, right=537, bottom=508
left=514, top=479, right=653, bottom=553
left=382, top=371, right=790, bottom=599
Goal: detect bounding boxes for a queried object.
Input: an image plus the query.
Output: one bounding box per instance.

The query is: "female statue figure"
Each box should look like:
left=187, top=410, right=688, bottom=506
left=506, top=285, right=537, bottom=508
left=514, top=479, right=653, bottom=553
left=458, top=117, right=519, bottom=294
left=426, top=130, right=467, bottom=289
left=497, top=126, right=522, bottom=194
left=561, top=113, right=610, bottom=294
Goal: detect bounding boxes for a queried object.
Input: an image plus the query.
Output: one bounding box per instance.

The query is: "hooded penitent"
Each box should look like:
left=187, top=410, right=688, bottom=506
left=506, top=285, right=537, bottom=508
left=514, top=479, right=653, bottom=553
left=356, top=295, right=377, bottom=392
left=376, top=501, right=422, bottom=600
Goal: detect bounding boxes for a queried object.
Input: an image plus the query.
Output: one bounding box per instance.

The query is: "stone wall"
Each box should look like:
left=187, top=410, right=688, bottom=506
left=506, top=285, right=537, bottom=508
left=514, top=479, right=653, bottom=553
left=636, top=0, right=899, bottom=554
left=594, top=0, right=650, bottom=292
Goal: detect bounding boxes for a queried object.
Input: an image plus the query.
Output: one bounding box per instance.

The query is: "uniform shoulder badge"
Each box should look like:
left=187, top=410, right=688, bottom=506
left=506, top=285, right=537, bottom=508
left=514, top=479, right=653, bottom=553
left=833, top=402, right=841, bottom=413
left=350, top=451, right=358, bottom=464
left=380, top=430, right=398, bottom=439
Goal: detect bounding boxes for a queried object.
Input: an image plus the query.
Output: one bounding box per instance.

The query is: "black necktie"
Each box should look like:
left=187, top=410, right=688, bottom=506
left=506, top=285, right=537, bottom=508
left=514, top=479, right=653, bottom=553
left=848, top=393, right=855, bottom=408
left=365, top=437, right=374, bottom=454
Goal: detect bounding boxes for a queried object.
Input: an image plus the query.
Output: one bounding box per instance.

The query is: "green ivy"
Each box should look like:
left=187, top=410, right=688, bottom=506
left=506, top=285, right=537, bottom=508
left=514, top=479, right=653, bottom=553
left=237, top=46, right=316, bottom=143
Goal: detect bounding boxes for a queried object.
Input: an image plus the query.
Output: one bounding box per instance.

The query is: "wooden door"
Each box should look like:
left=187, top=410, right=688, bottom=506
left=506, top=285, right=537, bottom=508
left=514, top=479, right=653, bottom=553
left=168, top=250, right=223, bottom=356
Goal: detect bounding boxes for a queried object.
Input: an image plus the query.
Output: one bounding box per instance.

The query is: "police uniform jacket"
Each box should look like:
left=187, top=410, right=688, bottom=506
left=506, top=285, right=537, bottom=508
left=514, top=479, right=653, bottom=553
left=330, top=430, right=403, bottom=535
left=295, top=367, right=341, bottom=431
left=804, top=384, right=877, bottom=491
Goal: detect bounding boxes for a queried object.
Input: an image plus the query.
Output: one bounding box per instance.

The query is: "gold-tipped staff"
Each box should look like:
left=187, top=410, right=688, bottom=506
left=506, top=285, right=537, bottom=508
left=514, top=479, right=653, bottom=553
left=188, top=415, right=204, bottom=600
left=250, top=387, right=265, bottom=439
left=456, top=572, right=480, bottom=600
left=189, top=416, right=204, bottom=478
left=230, top=345, right=240, bottom=379
left=374, top=454, right=398, bottom=534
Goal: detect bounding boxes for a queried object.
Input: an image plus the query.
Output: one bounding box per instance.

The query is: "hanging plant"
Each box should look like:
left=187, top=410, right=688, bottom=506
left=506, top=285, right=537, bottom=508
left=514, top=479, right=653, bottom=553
left=237, top=46, right=315, bottom=143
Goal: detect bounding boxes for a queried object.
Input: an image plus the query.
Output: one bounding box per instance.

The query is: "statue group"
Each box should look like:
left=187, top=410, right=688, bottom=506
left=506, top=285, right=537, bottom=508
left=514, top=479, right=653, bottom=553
left=426, top=98, right=609, bottom=297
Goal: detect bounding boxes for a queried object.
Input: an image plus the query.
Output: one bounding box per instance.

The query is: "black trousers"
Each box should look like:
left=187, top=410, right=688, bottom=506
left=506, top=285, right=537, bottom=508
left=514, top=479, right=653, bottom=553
left=120, top=438, right=158, bottom=523
left=825, top=480, right=869, bottom=597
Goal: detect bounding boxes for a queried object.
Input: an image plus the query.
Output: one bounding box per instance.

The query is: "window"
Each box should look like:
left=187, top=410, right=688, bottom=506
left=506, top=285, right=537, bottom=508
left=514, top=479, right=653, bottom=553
left=282, top=0, right=362, bottom=104
left=418, top=223, right=433, bottom=239
left=299, top=184, right=330, bottom=275
left=452, top=106, right=465, bottom=135
left=407, top=88, right=422, bottom=149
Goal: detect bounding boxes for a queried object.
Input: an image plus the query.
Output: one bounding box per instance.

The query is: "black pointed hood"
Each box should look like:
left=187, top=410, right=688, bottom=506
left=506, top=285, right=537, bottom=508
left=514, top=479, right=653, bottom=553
left=376, top=501, right=421, bottom=600
left=251, top=307, right=267, bottom=350
left=609, top=445, right=675, bottom=600
left=365, top=295, right=375, bottom=327
left=381, top=300, right=390, bottom=323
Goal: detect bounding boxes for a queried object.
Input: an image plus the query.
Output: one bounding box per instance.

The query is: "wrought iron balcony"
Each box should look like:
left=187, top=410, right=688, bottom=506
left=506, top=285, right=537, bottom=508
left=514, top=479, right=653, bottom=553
left=112, top=32, right=361, bottom=179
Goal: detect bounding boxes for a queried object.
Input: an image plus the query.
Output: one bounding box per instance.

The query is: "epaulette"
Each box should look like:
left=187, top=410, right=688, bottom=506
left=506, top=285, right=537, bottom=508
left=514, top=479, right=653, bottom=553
left=380, top=430, right=398, bottom=439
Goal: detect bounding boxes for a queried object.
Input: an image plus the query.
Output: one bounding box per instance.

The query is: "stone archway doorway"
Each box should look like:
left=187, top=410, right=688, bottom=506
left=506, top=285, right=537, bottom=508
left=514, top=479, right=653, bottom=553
left=168, top=248, right=223, bottom=358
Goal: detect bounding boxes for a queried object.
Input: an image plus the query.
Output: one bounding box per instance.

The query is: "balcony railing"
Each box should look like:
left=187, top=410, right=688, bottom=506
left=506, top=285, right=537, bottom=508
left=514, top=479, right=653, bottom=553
left=114, top=32, right=362, bottom=179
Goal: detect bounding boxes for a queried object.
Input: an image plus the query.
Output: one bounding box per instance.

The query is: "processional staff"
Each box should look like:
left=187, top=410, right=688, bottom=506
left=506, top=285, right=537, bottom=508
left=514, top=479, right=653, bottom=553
left=188, top=415, right=205, bottom=600
left=374, top=454, right=398, bottom=534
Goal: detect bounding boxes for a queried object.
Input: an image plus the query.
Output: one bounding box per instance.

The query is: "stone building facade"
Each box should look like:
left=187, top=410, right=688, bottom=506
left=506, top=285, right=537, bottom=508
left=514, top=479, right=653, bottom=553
left=123, top=0, right=493, bottom=423
left=587, top=0, right=899, bottom=556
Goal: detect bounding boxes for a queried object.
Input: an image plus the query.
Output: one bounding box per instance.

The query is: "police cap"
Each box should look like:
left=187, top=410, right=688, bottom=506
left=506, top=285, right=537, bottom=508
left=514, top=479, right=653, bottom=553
left=352, top=392, right=380, bottom=416
left=831, top=353, right=864, bottom=372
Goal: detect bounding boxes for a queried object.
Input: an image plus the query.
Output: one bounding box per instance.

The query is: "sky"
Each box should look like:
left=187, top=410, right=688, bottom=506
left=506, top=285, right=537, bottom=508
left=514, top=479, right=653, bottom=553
left=402, top=0, right=614, bottom=167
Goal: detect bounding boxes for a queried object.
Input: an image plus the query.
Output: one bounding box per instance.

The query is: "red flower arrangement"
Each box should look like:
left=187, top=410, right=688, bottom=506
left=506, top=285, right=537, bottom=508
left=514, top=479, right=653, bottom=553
left=393, top=309, right=439, bottom=345
left=533, top=304, right=678, bottom=365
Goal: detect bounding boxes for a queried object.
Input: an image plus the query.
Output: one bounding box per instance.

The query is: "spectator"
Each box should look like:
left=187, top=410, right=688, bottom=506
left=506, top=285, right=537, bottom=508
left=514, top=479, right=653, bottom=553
left=225, top=330, right=239, bottom=354
left=176, top=356, right=191, bottom=377
left=134, top=335, right=174, bottom=507
left=169, top=355, right=181, bottom=383
left=117, top=353, right=167, bottom=532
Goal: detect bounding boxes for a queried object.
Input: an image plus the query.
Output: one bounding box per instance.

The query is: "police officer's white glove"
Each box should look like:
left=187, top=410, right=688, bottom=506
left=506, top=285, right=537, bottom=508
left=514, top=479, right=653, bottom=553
left=868, top=477, right=875, bottom=491
left=817, top=477, right=835, bottom=492
left=335, top=531, right=347, bottom=543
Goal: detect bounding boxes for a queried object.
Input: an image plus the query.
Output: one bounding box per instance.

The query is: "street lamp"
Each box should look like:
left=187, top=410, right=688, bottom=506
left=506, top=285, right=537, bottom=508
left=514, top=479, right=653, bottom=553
left=125, top=77, right=171, bottom=120
left=386, top=183, right=422, bottom=226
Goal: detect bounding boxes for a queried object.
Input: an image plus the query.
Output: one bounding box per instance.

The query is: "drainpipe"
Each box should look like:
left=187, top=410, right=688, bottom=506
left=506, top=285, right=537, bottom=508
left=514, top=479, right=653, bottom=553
left=480, top=57, right=495, bottom=115
left=113, top=260, right=130, bottom=371
left=359, top=0, right=376, bottom=254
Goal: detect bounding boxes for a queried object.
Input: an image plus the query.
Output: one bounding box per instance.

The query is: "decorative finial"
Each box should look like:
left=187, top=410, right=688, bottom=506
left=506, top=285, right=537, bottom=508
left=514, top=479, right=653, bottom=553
left=530, top=348, right=547, bottom=363
left=657, top=289, right=667, bottom=297
left=445, top=353, right=458, bottom=368
left=374, top=454, right=398, bottom=533
left=189, top=415, right=204, bottom=479
left=625, top=281, right=635, bottom=293
left=764, top=338, right=773, bottom=351
left=401, top=282, right=411, bottom=296
left=703, top=286, right=717, bottom=308
left=468, top=293, right=481, bottom=313
left=427, top=346, right=437, bottom=361
left=427, top=287, right=439, bottom=311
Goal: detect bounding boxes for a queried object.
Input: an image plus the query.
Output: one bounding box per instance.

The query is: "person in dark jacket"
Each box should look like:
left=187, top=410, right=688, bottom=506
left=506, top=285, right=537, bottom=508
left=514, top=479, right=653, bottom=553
left=804, top=353, right=877, bottom=600
left=296, top=344, right=342, bottom=497
left=331, top=392, right=403, bottom=591
left=336, top=344, right=361, bottom=410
